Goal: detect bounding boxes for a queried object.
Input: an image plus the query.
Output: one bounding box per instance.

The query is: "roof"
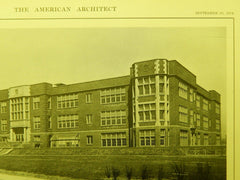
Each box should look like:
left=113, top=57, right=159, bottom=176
left=51, top=75, right=131, bottom=95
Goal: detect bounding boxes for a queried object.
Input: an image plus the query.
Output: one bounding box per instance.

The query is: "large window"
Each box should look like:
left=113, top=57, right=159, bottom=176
left=48, top=116, right=52, bottom=129
left=216, top=119, right=220, bottom=130
left=204, top=134, right=209, bottom=145
left=196, top=133, right=201, bottom=145
left=216, top=135, right=220, bottom=145
left=138, top=76, right=155, bottom=96
left=178, top=81, right=188, bottom=99
left=196, top=114, right=200, bottom=127
left=215, top=103, right=220, bottom=114
left=100, top=87, right=125, bottom=104
left=57, top=114, right=79, bottom=128
left=160, top=129, right=165, bottom=146
left=189, top=110, right=194, bottom=125
left=203, top=116, right=208, bottom=129
left=179, top=106, right=188, bottom=123
left=10, top=97, right=29, bottom=120
left=196, top=95, right=200, bottom=108
left=101, top=110, right=126, bottom=126
left=189, top=88, right=194, bottom=102
left=138, top=103, right=156, bottom=121
left=0, top=102, right=7, bottom=113
left=101, top=132, right=127, bottom=147
left=203, top=98, right=208, bottom=111
left=57, top=94, right=78, bottom=109
left=180, top=130, right=188, bottom=146
left=1, top=120, right=7, bottom=131
left=140, top=130, right=155, bottom=146
left=33, top=97, right=40, bottom=110
left=159, top=76, right=165, bottom=93
left=48, top=97, right=51, bottom=109
left=33, top=116, right=40, bottom=130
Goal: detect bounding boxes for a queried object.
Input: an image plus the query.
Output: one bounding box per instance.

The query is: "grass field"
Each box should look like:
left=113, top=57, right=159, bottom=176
left=0, top=154, right=226, bottom=180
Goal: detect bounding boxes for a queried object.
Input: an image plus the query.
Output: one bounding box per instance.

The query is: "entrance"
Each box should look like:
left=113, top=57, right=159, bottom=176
left=13, top=127, right=24, bottom=142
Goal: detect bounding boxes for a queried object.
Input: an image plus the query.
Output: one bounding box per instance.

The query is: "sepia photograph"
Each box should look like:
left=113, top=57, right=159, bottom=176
left=0, top=18, right=233, bottom=180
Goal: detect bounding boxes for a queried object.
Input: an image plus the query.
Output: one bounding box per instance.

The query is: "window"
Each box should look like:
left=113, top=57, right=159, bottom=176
left=86, top=93, right=92, bottom=103
left=138, top=76, right=155, bottom=96
left=138, top=103, right=156, bottom=121
left=1, top=102, right=7, bottom=113
left=204, top=134, right=208, bottom=145
left=215, top=103, right=220, bottom=114
left=216, top=119, right=220, bottom=130
left=139, top=130, right=155, bottom=146
left=33, top=135, right=40, bottom=142
left=159, top=83, right=164, bottom=93
left=100, top=87, right=125, bottom=104
left=203, top=116, right=208, bottom=129
left=196, top=114, right=200, bottom=127
left=48, top=116, right=52, bottom=129
left=86, top=114, right=93, bottom=124
left=57, top=114, right=79, bottom=128
left=101, top=132, right=127, bottom=147
left=160, top=95, right=165, bottom=101
left=33, top=116, right=40, bottom=130
left=1, top=120, right=7, bottom=131
left=48, top=97, right=51, bottom=109
left=57, top=94, right=78, bottom=109
left=16, top=134, right=24, bottom=142
left=216, top=135, right=220, bottom=145
left=87, top=136, right=93, bottom=145
left=209, top=119, right=212, bottom=128
left=179, top=106, right=188, bottom=123
left=189, top=88, right=194, bottom=102
left=203, top=99, right=208, bottom=111
left=178, top=81, right=188, bottom=99
left=180, top=130, right=188, bottom=146
left=101, top=110, right=126, bottom=126
left=189, top=110, right=194, bottom=125
left=196, top=133, right=201, bottom=145
left=196, top=95, right=200, bottom=108
left=10, top=97, right=29, bottom=120
left=160, top=129, right=165, bottom=146
left=33, top=97, right=40, bottom=110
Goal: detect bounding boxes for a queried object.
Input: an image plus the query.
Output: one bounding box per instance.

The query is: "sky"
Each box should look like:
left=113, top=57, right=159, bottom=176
left=0, top=27, right=226, bottom=136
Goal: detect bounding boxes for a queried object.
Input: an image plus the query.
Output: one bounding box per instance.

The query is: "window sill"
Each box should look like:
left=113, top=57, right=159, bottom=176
left=57, top=107, right=78, bottom=110
left=139, top=120, right=156, bottom=122
left=100, top=101, right=126, bottom=105
left=101, top=124, right=126, bottom=127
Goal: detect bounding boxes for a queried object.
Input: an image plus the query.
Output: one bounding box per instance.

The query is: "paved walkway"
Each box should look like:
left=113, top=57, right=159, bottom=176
left=0, top=173, right=46, bottom=180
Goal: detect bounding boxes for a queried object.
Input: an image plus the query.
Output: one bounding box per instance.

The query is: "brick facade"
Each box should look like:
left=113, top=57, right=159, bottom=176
left=0, top=59, right=221, bottom=148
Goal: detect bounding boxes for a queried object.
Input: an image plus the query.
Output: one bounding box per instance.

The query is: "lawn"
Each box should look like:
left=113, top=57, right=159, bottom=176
left=0, top=154, right=226, bottom=180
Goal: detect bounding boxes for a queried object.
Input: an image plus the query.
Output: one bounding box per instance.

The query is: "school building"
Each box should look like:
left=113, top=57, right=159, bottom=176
left=0, top=59, right=221, bottom=148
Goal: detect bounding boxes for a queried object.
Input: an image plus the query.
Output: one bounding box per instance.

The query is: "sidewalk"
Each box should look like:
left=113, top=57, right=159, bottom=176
left=0, top=173, right=46, bottom=180
left=0, top=169, right=80, bottom=180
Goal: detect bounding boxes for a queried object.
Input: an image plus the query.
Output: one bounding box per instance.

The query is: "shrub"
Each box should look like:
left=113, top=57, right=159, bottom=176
left=196, top=162, right=211, bottom=180
left=141, top=165, right=149, bottom=180
left=157, top=165, right=165, bottom=180
left=125, top=165, right=133, bottom=180
left=171, top=161, right=186, bottom=180
left=105, top=166, right=111, bottom=179
left=112, top=167, right=120, bottom=180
